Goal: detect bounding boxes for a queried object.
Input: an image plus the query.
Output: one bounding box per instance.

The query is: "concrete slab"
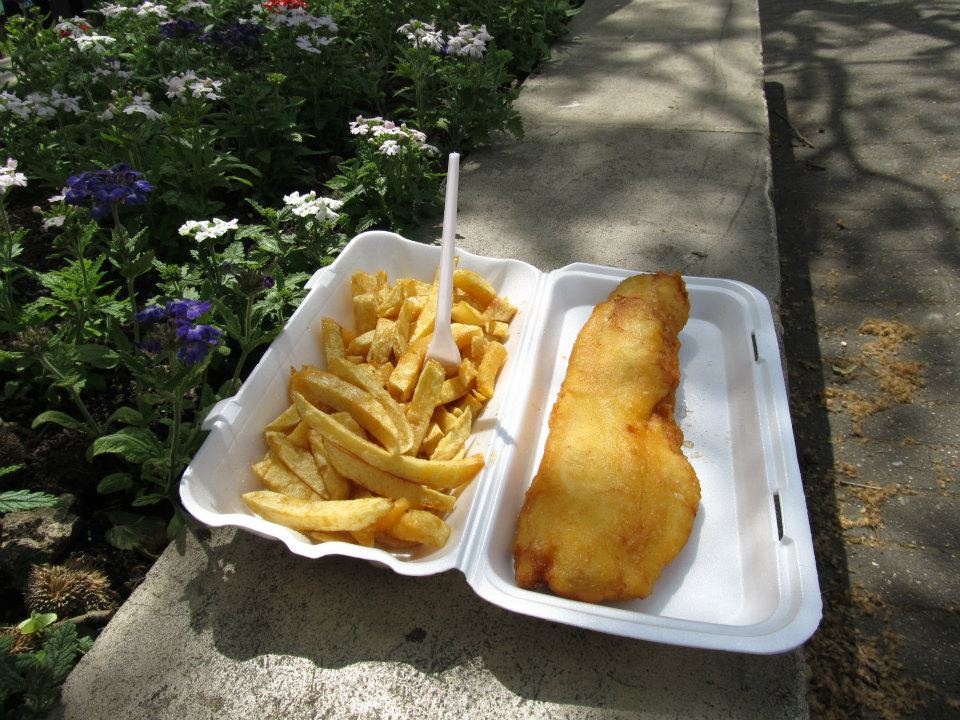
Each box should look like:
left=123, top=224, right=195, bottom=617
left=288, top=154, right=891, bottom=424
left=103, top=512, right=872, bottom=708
left=54, top=0, right=808, bottom=717
left=54, top=529, right=808, bottom=720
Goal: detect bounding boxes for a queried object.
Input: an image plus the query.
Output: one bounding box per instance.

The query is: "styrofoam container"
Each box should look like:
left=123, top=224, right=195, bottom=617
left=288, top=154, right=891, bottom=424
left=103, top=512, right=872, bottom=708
left=180, top=231, right=822, bottom=654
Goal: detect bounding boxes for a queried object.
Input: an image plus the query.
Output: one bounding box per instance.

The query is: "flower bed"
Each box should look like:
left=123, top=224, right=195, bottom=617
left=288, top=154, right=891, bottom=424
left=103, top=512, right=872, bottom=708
left=0, top=0, right=576, bottom=713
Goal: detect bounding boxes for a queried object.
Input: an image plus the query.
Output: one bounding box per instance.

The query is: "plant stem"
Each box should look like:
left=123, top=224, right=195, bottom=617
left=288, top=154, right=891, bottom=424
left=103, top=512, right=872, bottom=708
left=37, top=352, right=103, bottom=436
left=113, top=206, right=140, bottom=344
left=230, top=293, right=254, bottom=383
left=166, top=393, right=183, bottom=493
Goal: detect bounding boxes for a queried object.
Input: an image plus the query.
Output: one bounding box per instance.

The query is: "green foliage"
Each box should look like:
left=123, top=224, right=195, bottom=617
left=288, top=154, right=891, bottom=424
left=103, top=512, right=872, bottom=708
left=0, top=488, right=60, bottom=514
left=0, top=618, right=92, bottom=718
left=0, top=0, right=575, bottom=570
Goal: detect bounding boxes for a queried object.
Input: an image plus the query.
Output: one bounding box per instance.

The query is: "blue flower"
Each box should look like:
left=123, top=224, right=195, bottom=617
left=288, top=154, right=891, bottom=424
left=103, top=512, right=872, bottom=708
left=64, top=164, right=153, bottom=220
left=135, top=304, right=166, bottom=324
left=198, top=22, right=266, bottom=49
left=159, top=18, right=202, bottom=39
left=166, top=299, right=212, bottom=321
left=135, top=298, right=221, bottom=365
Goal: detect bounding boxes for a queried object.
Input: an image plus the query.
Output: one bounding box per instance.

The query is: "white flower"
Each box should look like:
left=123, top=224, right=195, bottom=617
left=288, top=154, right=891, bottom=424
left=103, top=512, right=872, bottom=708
left=378, top=139, right=401, bottom=156
left=92, top=60, right=131, bottom=81
left=446, top=23, right=489, bottom=57
left=349, top=115, right=377, bottom=135
left=49, top=187, right=69, bottom=203
left=164, top=70, right=192, bottom=100
left=187, top=76, right=223, bottom=101
left=165, top=71, right=222, bottom=102
left=124, top=93, right=162, bottom=120
left=460, top=37, right=486, bottom=59
left=48, top=89, right=82, bottom=113
left=0, top=158, right=28, bottom=195
left=180, top=0, right=210, bottom=10
left=75, top=34, right=118, bottom=52
left=283, top=190, right=341, bottom=221
left=295, top=34, right=332, bottom=54
left=398, top=19, right=444, bottom=52
left=317, top=15, right=338, bottom=32
left=178, top=218, right=238, bottom=241
left=43, top=215, right=67, bottom=230
left=135, top=2, right=169, bottom=17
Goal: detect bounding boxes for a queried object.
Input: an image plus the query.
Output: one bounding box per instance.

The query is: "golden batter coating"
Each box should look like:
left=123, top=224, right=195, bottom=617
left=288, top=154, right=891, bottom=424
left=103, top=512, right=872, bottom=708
left=512, top=272, right=701, bottom=603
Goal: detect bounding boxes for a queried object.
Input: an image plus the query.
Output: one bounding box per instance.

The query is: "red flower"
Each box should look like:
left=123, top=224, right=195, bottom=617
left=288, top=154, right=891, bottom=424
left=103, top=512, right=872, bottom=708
left=264, top=0, right=308, bottom=13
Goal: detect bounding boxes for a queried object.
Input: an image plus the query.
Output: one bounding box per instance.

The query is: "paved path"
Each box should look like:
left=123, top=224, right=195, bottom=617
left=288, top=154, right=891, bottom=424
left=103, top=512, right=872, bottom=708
left=760, top=0, right=960, bottom=717
left=54, top=1, right=810, bottom=717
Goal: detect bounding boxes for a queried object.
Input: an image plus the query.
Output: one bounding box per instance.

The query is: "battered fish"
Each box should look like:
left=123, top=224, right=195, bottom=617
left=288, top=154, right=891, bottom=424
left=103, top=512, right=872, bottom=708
left=512, top=272, right=701, bottom=604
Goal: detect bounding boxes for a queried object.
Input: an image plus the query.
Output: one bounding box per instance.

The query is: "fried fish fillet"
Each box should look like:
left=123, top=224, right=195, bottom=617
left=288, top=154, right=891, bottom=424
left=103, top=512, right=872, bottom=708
left=512, top=272, right=701, bottom=604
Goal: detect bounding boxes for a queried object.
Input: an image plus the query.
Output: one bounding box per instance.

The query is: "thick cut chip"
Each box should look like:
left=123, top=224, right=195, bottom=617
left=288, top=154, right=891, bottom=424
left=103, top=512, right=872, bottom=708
left=476, top=341, right=508, bottom=399
left=308, top=430, right=352, bottom=499
left=485, top=320, right=510, bottom=340
left=294, top=392, right=483, bottom=489
left=328, top=357, right=414, bottom=454
left=431, top=408, right=472, bottom=461
left=347, top=329, right=375, bottom=357
left=376, top=282, right=405, bottom=318
left=405, top=360, right=445, bottom=455
left=286, top=420, right=311, bottom=449
left=385, top=509, right=452, bottom=548
left=320, top=318, right=346, bottom=363
left=482, top=295, right=517, bottom=323
left=290, top=366, right=400, bottom=451
left=265, top=404, right=300, bottom=433
left=451, top=301, right=484, bottom=326
left=351, top=271, right=378, bottom=296
left=367, top=317, right=396, bottom=365
left=409, top=284, right=438, bottom=343
left=453, top=268, right=497, bottom=307
left=353, top=292, right=379, bottom=335
left=387, top=335, right=430, bottom=401
left=452, top=323, right=483, bottom=350
left=323, top=440, right=456, bottom=514
left=242, top=490, right=393, bottom=532
left=438, top=374, right=473, bottom=405
left=266, top=431, right=329, bottom=498
left=253, top=452, right=323, bottom=501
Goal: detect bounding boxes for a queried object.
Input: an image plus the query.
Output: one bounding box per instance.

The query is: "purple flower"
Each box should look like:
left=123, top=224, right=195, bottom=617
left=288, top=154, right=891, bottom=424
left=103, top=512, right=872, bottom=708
left=176, top=323, right=222, bottom=363
left=135, top=298, right=221, bottom=365
left=135, top=304, right=166, bottom=324
left=198, top=22, right=266, bottom=48
left=167, top=298, right=212, bottom=321
left=64, top=164, right=153, bottom=220
left=159, top=18, right=202, bottom=39
left=262, top=275, right=275, bottom=289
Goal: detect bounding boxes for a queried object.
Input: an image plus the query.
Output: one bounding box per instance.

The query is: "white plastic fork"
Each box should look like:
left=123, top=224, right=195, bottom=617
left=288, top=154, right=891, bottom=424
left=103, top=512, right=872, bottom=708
left=425, top=152, right=462, bottom=373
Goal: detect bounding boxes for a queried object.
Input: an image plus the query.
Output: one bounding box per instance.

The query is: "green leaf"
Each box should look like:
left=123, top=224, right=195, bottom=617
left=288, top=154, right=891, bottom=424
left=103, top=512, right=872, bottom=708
left=17, top=612, right=57, bottom=635
left=0, top=463, right=24, bottom=478
left=32, top=410, right=86, bottom=432
left=131, top=493, right=166, bottom=507
left=91, top=427, right=164, bottom=464
left=167, top=507, right=185, bottom=540
left=42, top=621, right=83, bottom=684
left=97, top=473, right=134, bottom=494
left=0, top=489, right=60, bottom=513
left=106, top=406, right=144, bottom=427
left=75, top=344, right=119, bottom=369
left=105, top=513, right=167, bottom=554
left=104, top=524, right=142, bottom=551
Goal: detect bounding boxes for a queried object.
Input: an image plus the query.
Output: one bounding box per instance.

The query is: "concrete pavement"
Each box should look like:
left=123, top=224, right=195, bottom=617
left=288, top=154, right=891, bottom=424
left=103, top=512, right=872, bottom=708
left=53, top=0, right=810, bottom=717
left=760, top=0, right=960, bottom=716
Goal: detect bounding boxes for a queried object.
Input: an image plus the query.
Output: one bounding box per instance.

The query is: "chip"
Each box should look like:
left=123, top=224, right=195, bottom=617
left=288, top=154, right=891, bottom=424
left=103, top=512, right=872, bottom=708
left=246, top=264, right=517, bottom=551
